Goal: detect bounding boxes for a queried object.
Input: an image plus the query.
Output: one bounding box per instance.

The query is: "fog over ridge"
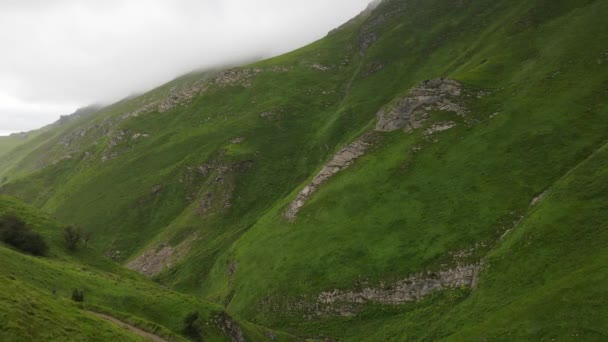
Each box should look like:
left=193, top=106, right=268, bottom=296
left=0, top=0, right=372, bottom=135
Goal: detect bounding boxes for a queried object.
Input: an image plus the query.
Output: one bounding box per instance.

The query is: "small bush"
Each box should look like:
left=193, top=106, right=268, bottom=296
left=183, top=311, right=200, bottom=340
left=82, top=231, right=93, bottom=248
left=0, top=214, right=48, bottom=256
left=63, top=226, right=82, bottom=250
left=71, top=289, right=84, bottom=302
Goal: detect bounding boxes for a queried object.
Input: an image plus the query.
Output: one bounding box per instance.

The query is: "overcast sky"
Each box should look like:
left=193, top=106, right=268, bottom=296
left=0, top=0, right=372, bottom=136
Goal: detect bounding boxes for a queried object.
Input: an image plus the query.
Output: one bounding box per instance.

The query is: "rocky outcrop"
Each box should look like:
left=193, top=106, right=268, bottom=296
left=158, top=86, right=206, bottom=113
left=285, top=137, right=371, bottom=220
left=212, top=66, right=290, bottom=88
left=359, top=27, right=379, bottom=57
left=125, top=84, right=207, bottom=118
left=213, top=313, right=245, bottom=342
left=309, top=63, right=333, bottom=71
left=259, top=262, right=483, bottom=318
left=55, top=105, right=102, bottom=125
left=317, top=263, right=482, bottom=307
left=180, top=157, right=255, bottom=215
left=362, top=61, right=385, bottom=77
left=424, top=121, right=457, bottom=135
left=359, top=3, right=386, bottom=56
left=531, top=191, right=548, bottom=206
left=126, top=234, right=198, bottom=277
left=100, top=129, right=150, bottom=163
left=126, top=67, right=291, bottom=118
left=375, top=79, right=465, bottom=132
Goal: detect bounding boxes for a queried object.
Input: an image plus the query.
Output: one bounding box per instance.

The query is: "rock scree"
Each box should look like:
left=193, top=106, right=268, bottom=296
left=126, top=234, right=198, bottom=277
left=317, top=263, right=483, bottom=307
left=258, top=262, right=484, bottom=318
left=285, top=136, right=371, bottom=220
left=273, top=262, right=484, bottom=318
left=375, top=78, right=465, bottom=132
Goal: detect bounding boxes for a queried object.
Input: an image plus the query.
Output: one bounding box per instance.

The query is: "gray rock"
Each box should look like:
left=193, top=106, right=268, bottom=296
left=285, top=138, right=370, bottom=220
left=376, top=79, right=465, bottom=132
left=126, top=234, right=199, bottom=277
left=272, top=262, right=484, bottom=318
left=317, top=263, right=483, bottom=306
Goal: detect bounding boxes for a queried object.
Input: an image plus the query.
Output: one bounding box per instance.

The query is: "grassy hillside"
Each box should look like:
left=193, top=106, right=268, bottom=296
left=1, top=0, right=607, bottom=340
left=0, top=135, right=28, bottom=159
left=0, top=196, right=290, bottom=341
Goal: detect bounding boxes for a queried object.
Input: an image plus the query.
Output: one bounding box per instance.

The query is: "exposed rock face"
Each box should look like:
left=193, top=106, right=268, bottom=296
left=151, top=185, right=163, bottom=195
left=259, top=111, right=276, bottom=120
left=362, top=61, right=385, bottom=77
left=317, top=263, right=483, bottom=307
left=180, top=157, right=255, bottom=216
left=126, top=234, right=198, bottom=277
left=100, top=129, right=150, bottom=163
left=229, top=137, right=245, bottom=144
left=212, top=66, right=290, bottom=88
left=309, top=63, right=333, bottom=71
left=258, top=262, right=483, bottom=318
left=125, top=84, right=207, bottom=118
left=213, top=313, right=245, bottom=342
left=359, top=4, right=386, bottom=56
left=285, top=137, right=371, bottom=220
left=425, top=121, right=457, bottom=135
left=127, top=67, right=291, bottom=118
left=158, top=86, right=206, bottom=113
left=55, top=105, right=102, bottom=125
left=531, top=191, right=548, bottom=206
left=375, top=79, right=465, bottom=132
left=226, top=260, right=238, bottom=277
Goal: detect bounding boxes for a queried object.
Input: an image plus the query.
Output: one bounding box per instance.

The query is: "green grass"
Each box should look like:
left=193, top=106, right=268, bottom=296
left=0, top=196, right=289, bottom=341
left=0, top=136, right=28, bottom=159
left=1, top=0, right=607, bottom=340
left=0, top=275, right=148, bottom=342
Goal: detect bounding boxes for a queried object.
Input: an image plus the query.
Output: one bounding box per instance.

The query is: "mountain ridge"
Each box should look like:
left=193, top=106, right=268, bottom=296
left=1, top=0, right=608, bottom=340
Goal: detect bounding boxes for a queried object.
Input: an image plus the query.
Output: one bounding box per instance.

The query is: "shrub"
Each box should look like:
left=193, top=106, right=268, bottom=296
left=0, top=214, right=48, bottom=256
left=82, top=231, right=93, bottom=248
left=183, top=311, right=200, bottom=340
left=63, top=226, right=82, bottom=250
left=71, top=289, right=84, bottom=302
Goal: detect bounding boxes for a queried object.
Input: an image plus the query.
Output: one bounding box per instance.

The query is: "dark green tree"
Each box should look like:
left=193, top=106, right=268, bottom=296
left=71, top=289, right=84, bottom=302
left=183, top=311, right=200, bottom=340
left=0, top=214, right=48, bottom=256
left=63, top=226, right=82, bottom=250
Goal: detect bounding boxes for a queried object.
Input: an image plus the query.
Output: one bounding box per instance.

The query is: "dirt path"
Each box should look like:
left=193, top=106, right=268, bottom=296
left=88, top=311, right=169, bottom=342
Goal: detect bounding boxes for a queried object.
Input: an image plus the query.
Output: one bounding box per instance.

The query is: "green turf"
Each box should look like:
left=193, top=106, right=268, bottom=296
left=1, top=0, right=607, bottom=340
left=0, top=196, right=292, bottom=341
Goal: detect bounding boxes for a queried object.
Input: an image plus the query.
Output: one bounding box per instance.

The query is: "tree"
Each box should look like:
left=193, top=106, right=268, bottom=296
left=183, top=311, right=200, bottom=340
left=63, top=226, right=82, bottom=250
left=0, top=214, right=48, bottom=256
left=71, top=289, right=84, bottom=302
left=82, top=231, right=93, bottom=248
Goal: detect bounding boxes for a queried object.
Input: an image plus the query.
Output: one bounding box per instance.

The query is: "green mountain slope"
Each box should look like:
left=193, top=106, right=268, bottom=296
left=2, top=0, right=608, bottom=340
left=0, top=196, right=291, bottom=341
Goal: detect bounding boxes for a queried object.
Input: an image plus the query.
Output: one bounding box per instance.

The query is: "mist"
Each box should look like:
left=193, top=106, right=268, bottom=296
left=0, top=0, right=372, bottom=135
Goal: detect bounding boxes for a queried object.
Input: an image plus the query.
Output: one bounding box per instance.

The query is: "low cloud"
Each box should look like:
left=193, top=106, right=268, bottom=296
left=0, top=0, right=371, bottom=134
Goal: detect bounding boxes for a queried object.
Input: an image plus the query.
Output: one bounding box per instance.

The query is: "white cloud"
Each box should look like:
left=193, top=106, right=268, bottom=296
left=0, top=0, right=372, bottom=134
left=0, top=92, right=77, bottom=135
